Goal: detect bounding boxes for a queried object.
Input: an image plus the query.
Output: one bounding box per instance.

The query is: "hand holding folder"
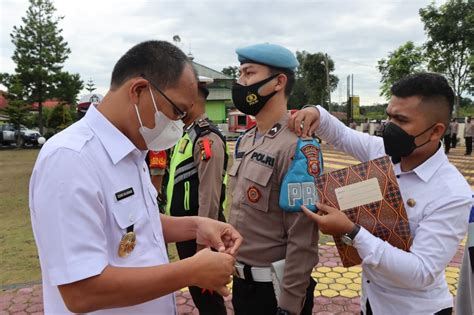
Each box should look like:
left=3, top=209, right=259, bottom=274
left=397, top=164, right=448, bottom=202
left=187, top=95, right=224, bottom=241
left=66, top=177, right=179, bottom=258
left=311, top=155, right=413, bottom=267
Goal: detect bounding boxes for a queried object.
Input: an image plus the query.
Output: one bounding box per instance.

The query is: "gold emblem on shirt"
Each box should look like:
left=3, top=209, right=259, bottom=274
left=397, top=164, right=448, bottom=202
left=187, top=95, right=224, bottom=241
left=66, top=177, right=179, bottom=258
left=118, top=231, right=136, bottom=257
left=407, top=198, right=416, bottom=207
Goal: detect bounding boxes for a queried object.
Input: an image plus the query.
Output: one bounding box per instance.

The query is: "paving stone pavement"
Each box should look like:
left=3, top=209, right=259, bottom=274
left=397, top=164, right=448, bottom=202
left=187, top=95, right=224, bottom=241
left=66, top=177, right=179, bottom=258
left=1, top=143, right=472, bottom=315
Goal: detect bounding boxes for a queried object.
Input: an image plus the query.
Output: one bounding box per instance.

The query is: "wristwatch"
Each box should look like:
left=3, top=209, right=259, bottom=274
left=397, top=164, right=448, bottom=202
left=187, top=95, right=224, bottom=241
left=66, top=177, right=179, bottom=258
left=341, top=224, right=361, bottom=246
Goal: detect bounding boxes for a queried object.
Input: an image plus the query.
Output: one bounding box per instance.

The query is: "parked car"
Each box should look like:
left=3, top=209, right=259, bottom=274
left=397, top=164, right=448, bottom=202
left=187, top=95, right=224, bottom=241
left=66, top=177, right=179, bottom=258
left=0, top=123, right=44, bottom=147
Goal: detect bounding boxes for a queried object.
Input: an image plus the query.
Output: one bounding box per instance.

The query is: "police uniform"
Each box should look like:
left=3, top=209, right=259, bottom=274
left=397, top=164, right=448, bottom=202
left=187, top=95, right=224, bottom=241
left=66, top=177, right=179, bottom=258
left=29, top=105, right=174, bottom=314
left=147, top=150, right=168, bottom=212
left=166, top=113, right=228, bottom=315
left=229, top=44, right=319, bottom=315
left=148, top=150, right=167, bottom=176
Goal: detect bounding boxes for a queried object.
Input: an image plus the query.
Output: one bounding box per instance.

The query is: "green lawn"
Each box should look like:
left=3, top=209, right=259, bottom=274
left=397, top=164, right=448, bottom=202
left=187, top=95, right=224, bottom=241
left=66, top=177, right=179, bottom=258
left=0, top=149, right=331, bottom=287
left=0, top=149, right=42, bottom=286
left=0, top=149, right=181, bottom=287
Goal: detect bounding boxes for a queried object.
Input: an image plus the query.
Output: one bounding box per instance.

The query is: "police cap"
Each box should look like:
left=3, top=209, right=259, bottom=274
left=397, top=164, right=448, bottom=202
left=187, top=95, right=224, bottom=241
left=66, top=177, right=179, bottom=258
left=236, top=43, right=299, bottom=72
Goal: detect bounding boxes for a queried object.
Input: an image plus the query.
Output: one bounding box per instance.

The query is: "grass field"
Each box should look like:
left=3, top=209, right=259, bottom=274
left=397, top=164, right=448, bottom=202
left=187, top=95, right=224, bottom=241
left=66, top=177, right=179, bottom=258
left=0, top=149, right=182, bottom=287
left=0, top=149, right=42, bottom=286
left=0, top=149, right=330, bottom=288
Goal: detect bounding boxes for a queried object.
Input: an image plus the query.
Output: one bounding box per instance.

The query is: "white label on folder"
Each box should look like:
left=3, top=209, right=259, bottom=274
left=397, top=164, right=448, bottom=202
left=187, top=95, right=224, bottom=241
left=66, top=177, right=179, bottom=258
left=334, top=177, right=383, bottom=211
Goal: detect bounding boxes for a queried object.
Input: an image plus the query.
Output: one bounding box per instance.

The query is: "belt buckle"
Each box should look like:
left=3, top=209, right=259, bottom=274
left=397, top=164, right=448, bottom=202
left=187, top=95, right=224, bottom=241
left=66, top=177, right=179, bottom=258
left=233, top=265, right=242, bottom=279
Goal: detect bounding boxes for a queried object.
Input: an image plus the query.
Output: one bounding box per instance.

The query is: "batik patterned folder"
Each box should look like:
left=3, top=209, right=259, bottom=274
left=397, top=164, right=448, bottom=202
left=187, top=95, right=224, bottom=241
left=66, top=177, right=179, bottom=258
left=315, top=155, right=413, bottom=267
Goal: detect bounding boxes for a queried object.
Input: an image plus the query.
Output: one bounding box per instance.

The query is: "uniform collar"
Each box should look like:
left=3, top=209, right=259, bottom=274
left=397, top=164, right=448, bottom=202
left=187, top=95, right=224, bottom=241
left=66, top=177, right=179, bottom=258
left=247, top=113, right=289, bottom=139
left=394, top=144, right=447, bottom=183
left=84, top=105, right=144, bottom=164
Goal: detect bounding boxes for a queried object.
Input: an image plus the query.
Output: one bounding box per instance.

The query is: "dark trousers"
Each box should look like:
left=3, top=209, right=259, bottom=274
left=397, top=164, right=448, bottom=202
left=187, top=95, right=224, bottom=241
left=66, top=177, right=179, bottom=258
left=443, top=135, right=451, bottom=153
left=232, top=276, right=316, bottom=315
left=451, top=134, right=457, bottom=148
left=466, top=136, right=473, bottom=155
left=362, top=299, right=452, bottom=315
left=176, top=239, right=227, bottom=315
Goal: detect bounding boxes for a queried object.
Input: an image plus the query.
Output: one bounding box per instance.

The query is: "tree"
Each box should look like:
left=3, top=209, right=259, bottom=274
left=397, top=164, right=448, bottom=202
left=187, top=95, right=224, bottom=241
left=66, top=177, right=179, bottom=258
left=377, top=41, right=425, bottom=100
left=1, top=76, right=30, bottom=130
left=47, top=103, right=73, bottom=132
left=52, top=72, right=83, bottom=105
left=221, top=66, right=239, bottom=80
left=287, top=79, right=308, bottom=109
left=420, top=0, right=474, bottom=115
left=85, top=78, right=96, bottom=93
left=10, top=0, right=73, bottom=134
left=291, top=51, right=338, bottom=109
left=0, top=75, right=32, bottom=146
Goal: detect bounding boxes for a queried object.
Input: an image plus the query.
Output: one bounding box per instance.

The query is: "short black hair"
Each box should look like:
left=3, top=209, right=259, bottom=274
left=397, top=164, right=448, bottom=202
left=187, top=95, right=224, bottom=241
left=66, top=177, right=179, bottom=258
left=391, top=72, right=454, bottom=115
left=269, top=67, right=295, bottom=97
left=110, top=40, right=192, bottom=90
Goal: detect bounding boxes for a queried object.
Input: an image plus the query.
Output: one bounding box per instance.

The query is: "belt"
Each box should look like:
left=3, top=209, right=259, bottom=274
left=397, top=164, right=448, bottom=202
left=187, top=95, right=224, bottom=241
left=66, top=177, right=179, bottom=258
left=233, top=261, right=273, bottom=282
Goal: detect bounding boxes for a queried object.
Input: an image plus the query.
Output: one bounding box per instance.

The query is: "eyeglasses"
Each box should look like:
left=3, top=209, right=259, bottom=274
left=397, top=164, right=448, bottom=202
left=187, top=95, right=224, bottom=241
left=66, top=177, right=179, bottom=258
left=141, top=74, right=187, bottom=120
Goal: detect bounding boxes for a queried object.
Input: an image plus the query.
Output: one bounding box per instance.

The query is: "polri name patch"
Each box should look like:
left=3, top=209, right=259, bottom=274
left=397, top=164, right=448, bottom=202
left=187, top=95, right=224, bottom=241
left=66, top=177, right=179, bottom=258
left=115, top=187, right=134, bottom=201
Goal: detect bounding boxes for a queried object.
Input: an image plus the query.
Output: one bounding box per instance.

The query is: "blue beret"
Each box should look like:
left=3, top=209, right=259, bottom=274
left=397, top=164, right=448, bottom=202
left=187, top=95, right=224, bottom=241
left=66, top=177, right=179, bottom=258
left=236, top=43, right=299, bottom=71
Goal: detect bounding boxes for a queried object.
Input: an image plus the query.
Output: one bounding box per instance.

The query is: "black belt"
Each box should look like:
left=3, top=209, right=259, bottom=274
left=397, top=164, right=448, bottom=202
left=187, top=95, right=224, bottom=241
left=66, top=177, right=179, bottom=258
left=364, top=299, right=452, bottom=315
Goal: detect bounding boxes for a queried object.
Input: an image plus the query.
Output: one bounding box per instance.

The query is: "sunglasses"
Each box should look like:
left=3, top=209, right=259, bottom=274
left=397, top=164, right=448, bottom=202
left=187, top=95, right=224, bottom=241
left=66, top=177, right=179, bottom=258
left=141, top=74, right=187, bottom=120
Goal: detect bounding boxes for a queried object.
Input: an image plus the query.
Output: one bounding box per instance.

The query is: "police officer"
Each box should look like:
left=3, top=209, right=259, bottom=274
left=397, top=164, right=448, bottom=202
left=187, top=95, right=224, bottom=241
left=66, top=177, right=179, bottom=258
left=228, top=43, right=319, bottom=315
left=29, top=40, right=241, bottom=314
left=147, top=149, right=168, bottom=212
left=166, top=76, right=228, bottom=314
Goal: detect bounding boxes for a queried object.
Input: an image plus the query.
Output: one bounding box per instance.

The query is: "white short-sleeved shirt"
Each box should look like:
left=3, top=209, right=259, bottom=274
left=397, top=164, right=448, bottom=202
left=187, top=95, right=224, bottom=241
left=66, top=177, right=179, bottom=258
left=29, top=105, right=176, bottom=314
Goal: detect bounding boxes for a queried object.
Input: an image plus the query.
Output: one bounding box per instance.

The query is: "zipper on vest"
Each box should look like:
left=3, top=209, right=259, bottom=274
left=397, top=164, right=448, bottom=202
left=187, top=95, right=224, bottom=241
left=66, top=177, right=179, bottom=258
left=184, top=181, right=190, bottom=211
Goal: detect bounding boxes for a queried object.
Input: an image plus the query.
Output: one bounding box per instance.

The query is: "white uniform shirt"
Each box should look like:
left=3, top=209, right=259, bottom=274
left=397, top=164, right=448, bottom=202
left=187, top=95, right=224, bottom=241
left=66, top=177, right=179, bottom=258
left=29, top=105, right=176, bottom=314
left=316, top=106, right=472, bottom=315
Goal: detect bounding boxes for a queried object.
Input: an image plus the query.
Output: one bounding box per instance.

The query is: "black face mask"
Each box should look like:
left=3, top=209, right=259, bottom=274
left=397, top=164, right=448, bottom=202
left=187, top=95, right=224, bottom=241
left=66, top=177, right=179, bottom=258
left=382, top=122, right=436, bottom=163
left=231, top=74, right=279, bottom=116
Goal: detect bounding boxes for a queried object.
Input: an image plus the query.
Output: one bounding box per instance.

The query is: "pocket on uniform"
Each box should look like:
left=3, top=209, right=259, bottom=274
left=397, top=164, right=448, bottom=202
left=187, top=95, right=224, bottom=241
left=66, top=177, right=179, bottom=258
left=112, top=201, right=145, bottom=230
left=111, top=201, right=147, bottom=258
left=242, top=162, right=273, bottom=212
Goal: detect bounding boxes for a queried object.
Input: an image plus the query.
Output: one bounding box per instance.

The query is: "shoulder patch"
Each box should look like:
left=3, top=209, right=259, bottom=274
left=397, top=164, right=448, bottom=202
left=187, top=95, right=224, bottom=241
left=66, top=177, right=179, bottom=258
left=198, top=137, right=213, bottom=161
left=300, top=144, right=322, bottom=178
left=197, top=118, right=210, bottom=128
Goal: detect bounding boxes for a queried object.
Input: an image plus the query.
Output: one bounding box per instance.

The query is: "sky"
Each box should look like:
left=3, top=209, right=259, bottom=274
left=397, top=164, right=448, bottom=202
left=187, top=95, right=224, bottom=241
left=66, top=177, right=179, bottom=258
left=0, top=0, right=446, bottom=105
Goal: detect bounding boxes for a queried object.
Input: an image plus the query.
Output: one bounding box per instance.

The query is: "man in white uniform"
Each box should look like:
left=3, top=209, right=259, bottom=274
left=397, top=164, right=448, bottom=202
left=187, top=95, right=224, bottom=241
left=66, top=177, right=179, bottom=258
left=29, top=40, right=241, bottom=314
left=290, top=73, right=472, bottom=315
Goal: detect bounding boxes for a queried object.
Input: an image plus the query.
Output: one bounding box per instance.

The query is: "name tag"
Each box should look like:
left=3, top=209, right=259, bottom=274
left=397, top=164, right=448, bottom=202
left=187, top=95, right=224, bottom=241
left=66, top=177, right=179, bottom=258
left=250, top=151, right=275, bottom=168
left=115, top=187, right=134, bottom=201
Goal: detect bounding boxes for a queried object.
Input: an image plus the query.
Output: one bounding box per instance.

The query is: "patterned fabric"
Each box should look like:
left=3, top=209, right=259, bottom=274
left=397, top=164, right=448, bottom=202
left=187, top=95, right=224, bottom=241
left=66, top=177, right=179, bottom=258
left=315, top=155, right=413, bottom=267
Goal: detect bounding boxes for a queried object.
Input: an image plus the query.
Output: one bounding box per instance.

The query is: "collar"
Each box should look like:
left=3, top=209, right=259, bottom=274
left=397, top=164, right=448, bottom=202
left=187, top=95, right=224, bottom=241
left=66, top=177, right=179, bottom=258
left=84, top=105, right=145, bottom=164
left=246, top=113, right=289, bottom=139
left=394, top=143, right=447, bottom=183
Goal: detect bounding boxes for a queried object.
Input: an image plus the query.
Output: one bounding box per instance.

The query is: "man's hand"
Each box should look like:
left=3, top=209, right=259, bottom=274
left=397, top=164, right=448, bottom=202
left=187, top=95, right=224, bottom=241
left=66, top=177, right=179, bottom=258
left=195, top=217, right=242, bottom=256
left=301, top=203, right=355, bottom=235
left=189, top=248, right=235, bottom=296
left=288, top=106, right=321, bottom=137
